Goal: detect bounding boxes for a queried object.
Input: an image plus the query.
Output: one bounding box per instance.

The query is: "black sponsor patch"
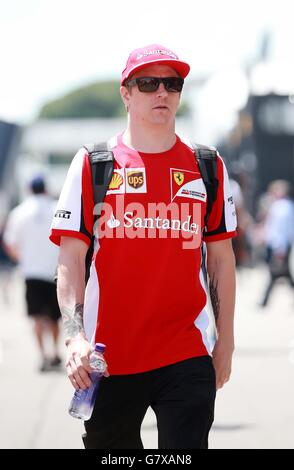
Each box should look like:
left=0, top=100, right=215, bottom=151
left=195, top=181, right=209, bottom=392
left=55, top=210, right=71, bottom=219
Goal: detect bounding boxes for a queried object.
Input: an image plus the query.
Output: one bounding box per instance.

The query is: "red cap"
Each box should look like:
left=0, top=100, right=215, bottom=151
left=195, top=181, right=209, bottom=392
left=121, top=44, right=190, bottom=85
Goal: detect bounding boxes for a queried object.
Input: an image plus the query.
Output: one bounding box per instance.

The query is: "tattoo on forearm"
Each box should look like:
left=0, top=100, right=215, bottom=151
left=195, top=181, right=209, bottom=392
left=62, top=303, right=85, bottom=339
left=209, top=274, right=220, bottom=324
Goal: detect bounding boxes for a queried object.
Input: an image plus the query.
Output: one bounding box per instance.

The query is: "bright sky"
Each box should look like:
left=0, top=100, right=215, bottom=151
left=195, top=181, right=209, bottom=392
left=1, top=0, right=293, bottom=124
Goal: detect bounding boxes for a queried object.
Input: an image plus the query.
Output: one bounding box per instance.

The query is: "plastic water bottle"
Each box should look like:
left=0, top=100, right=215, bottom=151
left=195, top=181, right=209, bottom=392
left=68, top=343, right=107, bottom=420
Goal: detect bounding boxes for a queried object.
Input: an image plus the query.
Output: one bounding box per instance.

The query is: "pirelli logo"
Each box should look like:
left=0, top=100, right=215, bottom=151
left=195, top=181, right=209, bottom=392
left=55, top=210, right=71, bottom=219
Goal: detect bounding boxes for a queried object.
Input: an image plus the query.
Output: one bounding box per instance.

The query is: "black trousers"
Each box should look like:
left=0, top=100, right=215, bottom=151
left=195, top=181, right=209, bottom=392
left=261, top=246, right=294, bottom=306
left=83, top=356, right=216, bottom=449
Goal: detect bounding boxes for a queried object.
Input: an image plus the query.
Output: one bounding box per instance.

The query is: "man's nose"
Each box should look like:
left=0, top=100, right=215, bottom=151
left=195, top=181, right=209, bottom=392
left=156, top=82, right=168, bottom=96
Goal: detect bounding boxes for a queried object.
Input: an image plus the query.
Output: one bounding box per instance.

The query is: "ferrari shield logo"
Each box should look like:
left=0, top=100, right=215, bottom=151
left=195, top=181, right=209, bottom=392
left=174, top=171, right=184, bottom=186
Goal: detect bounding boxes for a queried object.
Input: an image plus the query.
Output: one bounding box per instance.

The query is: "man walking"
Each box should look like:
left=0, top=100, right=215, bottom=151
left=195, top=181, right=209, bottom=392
left=50, top=44, right=237, bottom=449
left=4, top=176, right=62, bottom=372
left=260, top=180, right=294, bottom=307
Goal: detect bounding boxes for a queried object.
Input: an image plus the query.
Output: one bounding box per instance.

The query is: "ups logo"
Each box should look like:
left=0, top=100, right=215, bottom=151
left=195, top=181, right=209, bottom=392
left=127, top=171, right=144, bottom=189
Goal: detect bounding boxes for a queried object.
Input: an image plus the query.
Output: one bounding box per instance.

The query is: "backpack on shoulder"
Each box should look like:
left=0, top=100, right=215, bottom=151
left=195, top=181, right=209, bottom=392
left=85, top=140, right=218, bottom=223
left=83, top=141, right=219, bottom=282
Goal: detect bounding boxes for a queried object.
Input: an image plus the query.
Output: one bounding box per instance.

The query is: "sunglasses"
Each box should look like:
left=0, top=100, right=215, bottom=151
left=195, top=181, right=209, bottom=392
left=125, top=76, right=184, bottom=93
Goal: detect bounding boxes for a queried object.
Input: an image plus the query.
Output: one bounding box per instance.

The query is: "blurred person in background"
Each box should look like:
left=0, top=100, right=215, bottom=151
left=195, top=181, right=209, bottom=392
left=229, top=171, right=253, bottom=268
left=50, top=44, right=237, bottom=449
left=258, top=180, right=294, bottom=307
left=3, top=176, right=62, bottom=371
left=0, top=223, right=16, bottom=305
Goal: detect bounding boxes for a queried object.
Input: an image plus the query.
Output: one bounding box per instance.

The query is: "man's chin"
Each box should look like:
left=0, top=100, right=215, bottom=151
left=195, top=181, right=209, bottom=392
left=151, top=109, right=173, bottom=124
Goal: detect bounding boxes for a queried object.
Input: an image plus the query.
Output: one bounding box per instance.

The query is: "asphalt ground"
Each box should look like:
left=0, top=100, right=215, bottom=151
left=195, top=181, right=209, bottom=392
left=0, top=263, right=293, bottom=449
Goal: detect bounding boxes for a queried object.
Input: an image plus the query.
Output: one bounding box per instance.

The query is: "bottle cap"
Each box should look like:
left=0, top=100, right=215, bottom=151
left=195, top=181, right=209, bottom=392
left=94, top=342, right=106, bottom=353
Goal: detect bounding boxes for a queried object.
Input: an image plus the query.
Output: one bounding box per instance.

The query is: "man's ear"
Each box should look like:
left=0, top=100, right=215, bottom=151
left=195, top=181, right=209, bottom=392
left=120, top=86, right=131, bottom=112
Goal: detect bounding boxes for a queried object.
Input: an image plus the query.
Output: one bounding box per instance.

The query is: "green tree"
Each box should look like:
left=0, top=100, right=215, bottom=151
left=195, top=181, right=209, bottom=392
left=39, top=81, right=124, bottom=119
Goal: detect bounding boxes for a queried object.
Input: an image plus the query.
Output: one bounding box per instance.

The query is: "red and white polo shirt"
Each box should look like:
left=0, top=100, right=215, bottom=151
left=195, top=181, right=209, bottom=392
left=50, top=134, right=237, bottom=375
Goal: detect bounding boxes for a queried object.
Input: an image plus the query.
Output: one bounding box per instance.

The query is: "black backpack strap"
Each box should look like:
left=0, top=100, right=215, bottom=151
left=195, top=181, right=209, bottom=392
left=83, top=142, right=114, bottom=283
left=192, top=143, right=219, bottom=290
left=191, top=142, right=219, bottom=229
left=83, top=142, right=114, bottom=219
